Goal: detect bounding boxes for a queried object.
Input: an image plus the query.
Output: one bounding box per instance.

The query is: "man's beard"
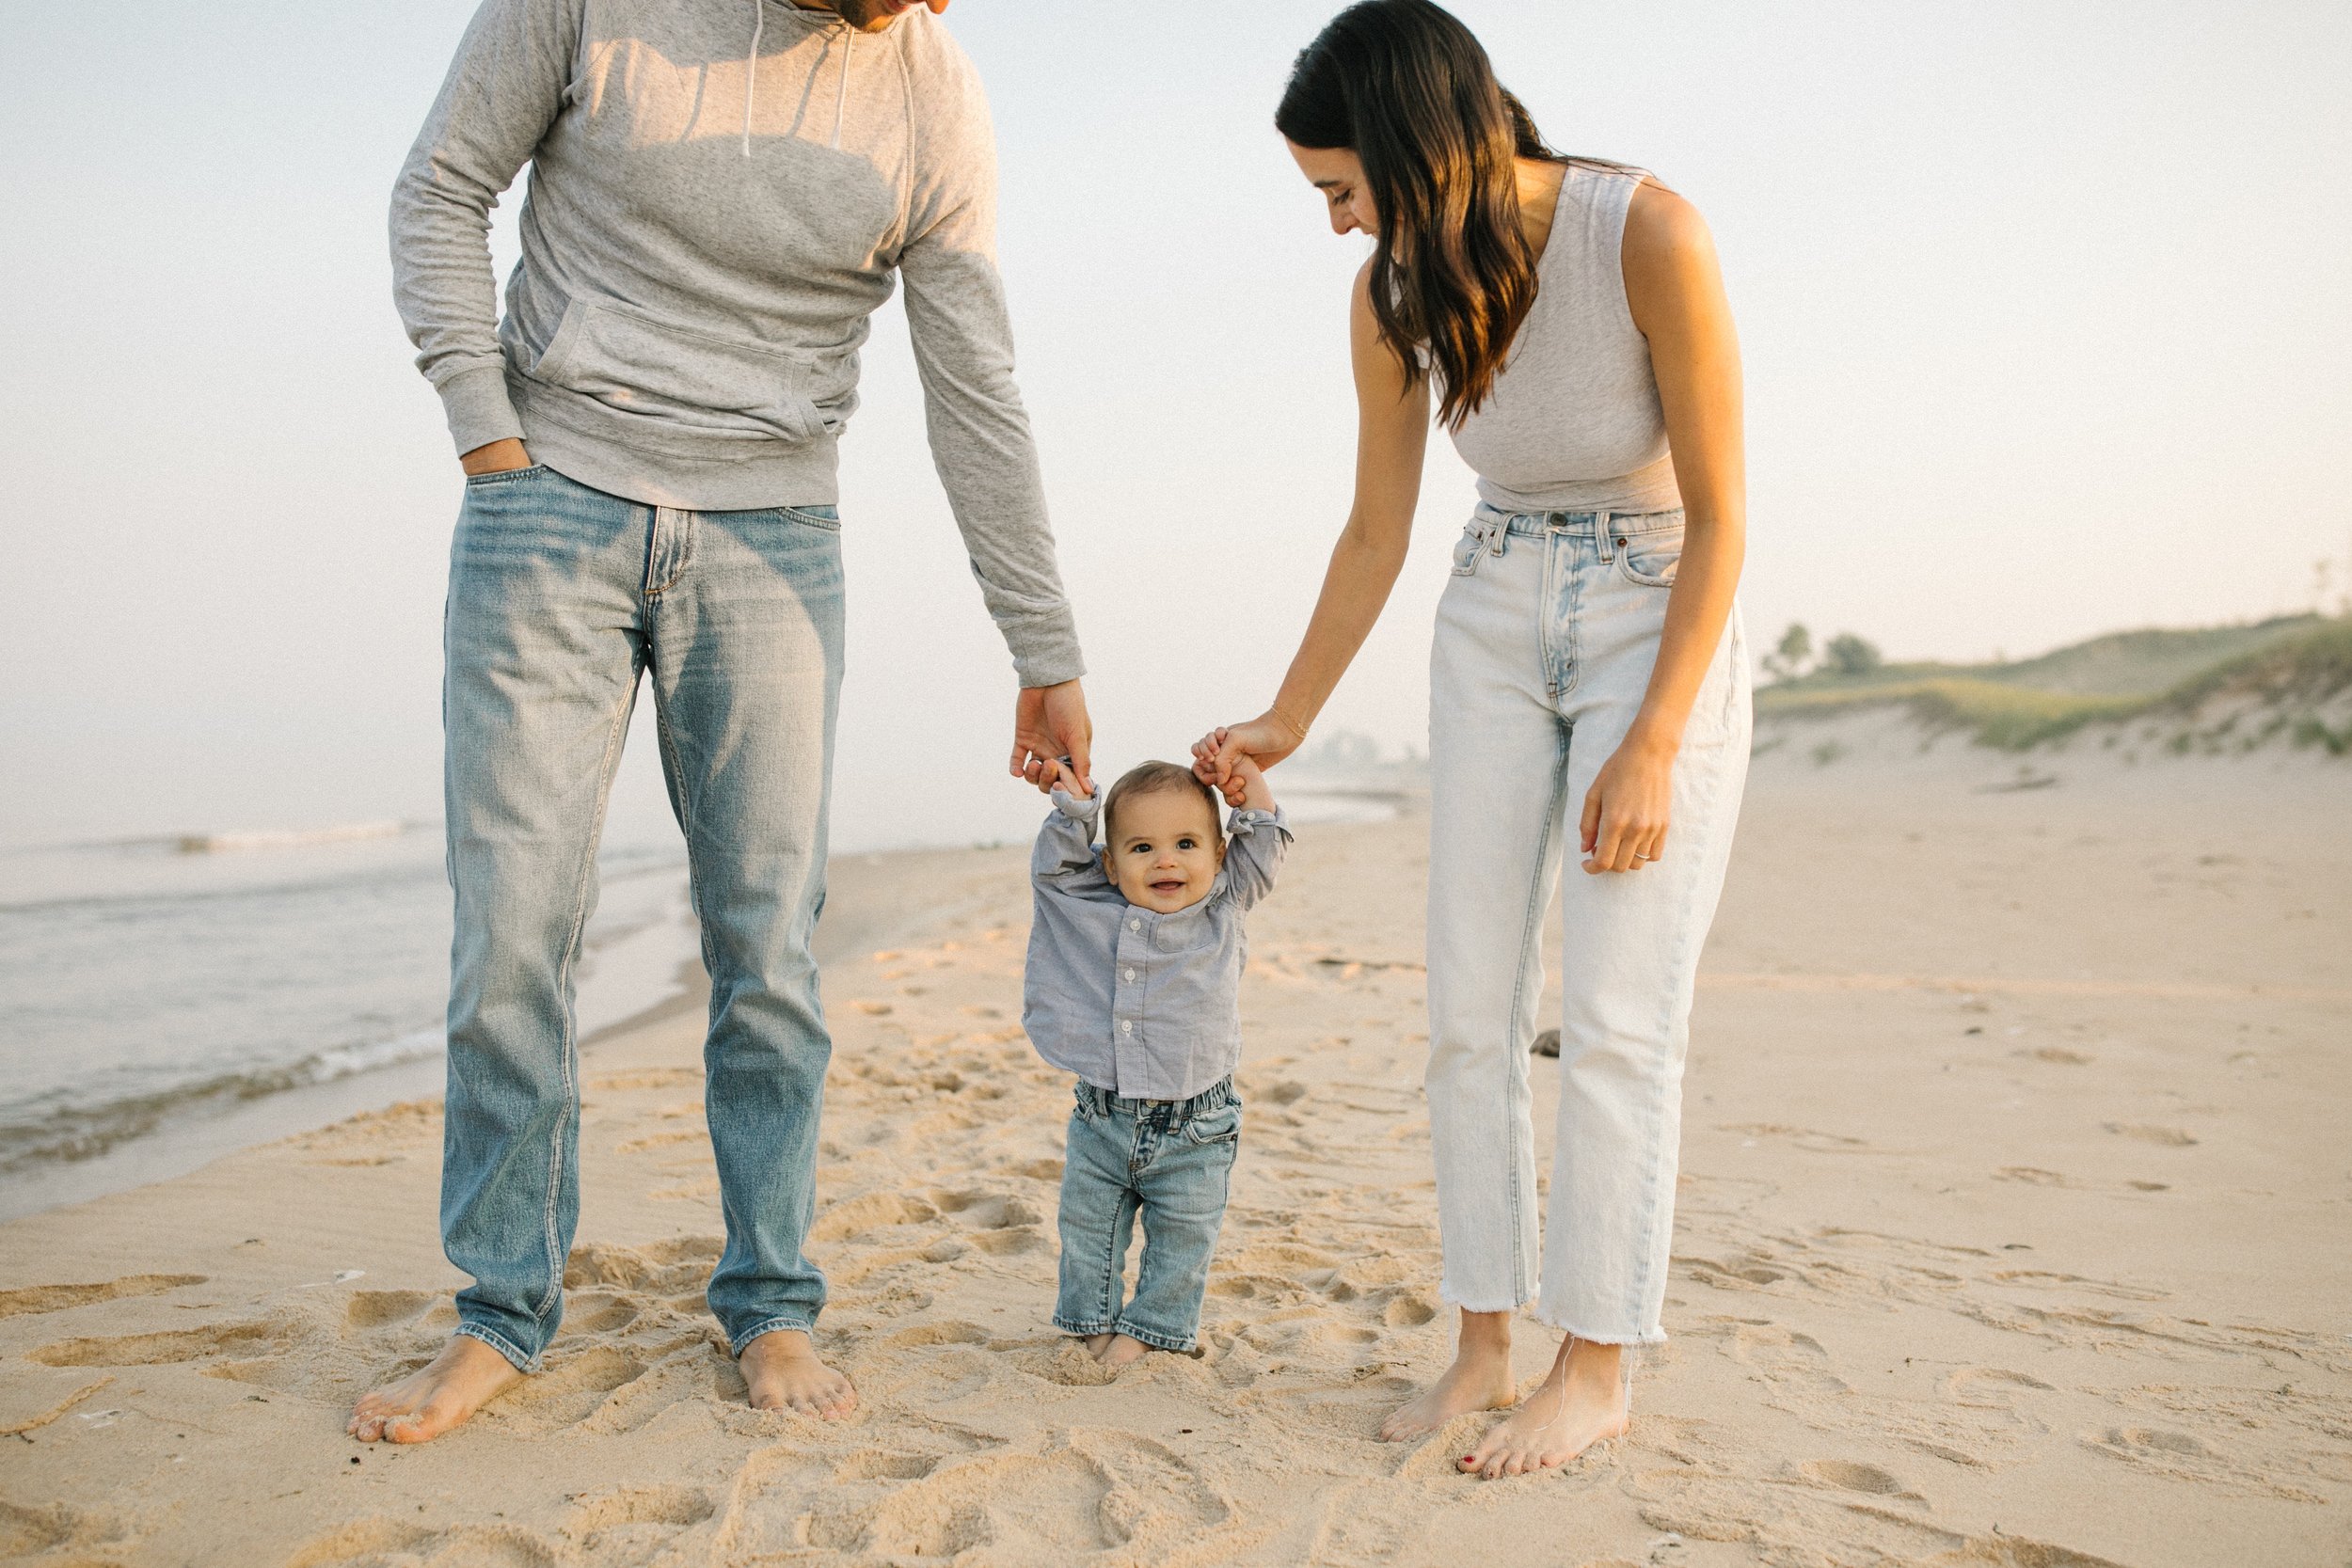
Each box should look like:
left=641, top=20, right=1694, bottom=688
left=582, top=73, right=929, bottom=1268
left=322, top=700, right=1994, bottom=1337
left=831, top=0, right=905, bottom=30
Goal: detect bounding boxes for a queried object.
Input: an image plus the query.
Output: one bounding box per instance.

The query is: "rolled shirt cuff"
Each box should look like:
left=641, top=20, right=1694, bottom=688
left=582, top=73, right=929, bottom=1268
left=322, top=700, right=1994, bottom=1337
left=1049, top=786, right=1101, bottom=824
left=437, top=363, right=527, bottom=458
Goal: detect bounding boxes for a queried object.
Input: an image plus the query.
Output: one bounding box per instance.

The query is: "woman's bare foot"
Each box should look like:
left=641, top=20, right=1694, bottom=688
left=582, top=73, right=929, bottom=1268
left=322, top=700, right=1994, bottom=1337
left=1381, top=1308, right=1518, bottom=1442
left=1096, top=1333, right=1152, bottom=1370
left=1082, top=1332, right=1116, bottom=1359
left=1459, top=1336, right=1628, bottom=1479
left=347, top=1335, right=522, bottom=1445
left=739, top=1328, right=856, bottom=1418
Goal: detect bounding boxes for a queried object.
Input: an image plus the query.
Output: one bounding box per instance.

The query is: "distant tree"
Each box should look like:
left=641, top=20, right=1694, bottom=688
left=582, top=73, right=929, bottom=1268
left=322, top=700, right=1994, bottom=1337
left=1823, top=632, right=1883, bottom=677
left=1762, top=622, right=1814, bottom=683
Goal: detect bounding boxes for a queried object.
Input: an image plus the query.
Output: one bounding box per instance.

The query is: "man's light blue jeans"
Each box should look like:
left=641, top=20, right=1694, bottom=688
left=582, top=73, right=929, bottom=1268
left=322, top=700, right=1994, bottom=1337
left=439, top=464, right=843, bottom=1371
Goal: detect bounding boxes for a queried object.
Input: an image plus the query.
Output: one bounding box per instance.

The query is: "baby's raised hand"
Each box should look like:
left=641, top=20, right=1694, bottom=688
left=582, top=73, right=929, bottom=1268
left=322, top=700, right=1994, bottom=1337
left=1044, top=756, right=1093, bottom=800
left=1228, top=754, right=1275, bottom=813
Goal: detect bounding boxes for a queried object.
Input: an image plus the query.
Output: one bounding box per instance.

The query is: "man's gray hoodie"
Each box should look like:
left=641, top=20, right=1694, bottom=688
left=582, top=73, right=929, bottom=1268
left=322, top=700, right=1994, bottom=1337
left=391, top=0, right=1081, bottom=686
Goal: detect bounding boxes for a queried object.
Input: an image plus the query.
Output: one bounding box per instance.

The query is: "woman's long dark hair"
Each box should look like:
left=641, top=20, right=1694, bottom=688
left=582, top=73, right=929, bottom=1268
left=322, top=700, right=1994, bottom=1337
left=1277, top=0, right=1562, bottom=429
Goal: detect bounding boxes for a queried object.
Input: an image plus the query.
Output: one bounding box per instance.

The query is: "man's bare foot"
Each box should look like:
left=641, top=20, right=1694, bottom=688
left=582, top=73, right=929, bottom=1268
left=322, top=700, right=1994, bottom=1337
left=1082, top=1332, right=1116, bottom=1359
left=1459, top=1336, right=1628, bottom=1479
left=347, top=1335, right=522, bottom=1445
left=1381, top=1308, right=1518, bottom=1442
left=1097, top=1333, right=1151, bottom=1370
left=739, top=1328, right=856, bottom=1418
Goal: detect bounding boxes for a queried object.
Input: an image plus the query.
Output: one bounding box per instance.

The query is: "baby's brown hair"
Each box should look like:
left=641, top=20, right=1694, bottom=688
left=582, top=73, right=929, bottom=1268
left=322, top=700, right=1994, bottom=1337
left=1101, top=760, right=1224, bottom=847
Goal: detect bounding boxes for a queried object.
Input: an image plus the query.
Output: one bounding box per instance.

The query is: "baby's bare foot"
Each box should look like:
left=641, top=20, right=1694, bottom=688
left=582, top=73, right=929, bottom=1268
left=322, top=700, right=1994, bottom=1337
left=347, top=1335, right=521, bottom=1445
left=1382, top=1314, right=1517, bottom=1442
left=1098, top=1333, right=1152, bottom=1370
left=1460, top=1338, right=1627, bottom=1479
left=740, top=1328, right=856, bottom=1419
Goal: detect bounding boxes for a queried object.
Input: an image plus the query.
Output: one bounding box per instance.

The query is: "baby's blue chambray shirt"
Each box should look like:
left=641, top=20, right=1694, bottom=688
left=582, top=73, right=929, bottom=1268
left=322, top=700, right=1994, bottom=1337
left=1023, top=787, right=1290, bottom=1102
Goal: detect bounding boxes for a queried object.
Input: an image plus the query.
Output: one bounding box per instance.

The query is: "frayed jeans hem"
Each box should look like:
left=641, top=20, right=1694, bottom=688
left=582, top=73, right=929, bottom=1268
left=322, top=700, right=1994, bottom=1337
left=1525, top=1302, right=1667, bottom=1346
left=453, top=1321, right=540, bottom=1375
left=1438, top=1285, right=1532, bottom=1315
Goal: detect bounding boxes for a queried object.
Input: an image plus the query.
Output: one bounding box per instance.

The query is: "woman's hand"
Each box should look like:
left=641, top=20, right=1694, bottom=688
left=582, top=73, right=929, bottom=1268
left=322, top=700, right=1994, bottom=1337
left=1191, top=711, right=1307, bottom=805
left=1580, top=732, right=1677, bottom=874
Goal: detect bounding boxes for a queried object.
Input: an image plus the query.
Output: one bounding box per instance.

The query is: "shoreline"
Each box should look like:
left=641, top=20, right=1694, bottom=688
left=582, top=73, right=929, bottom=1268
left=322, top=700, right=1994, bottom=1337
left=1, top=790, right=1409, bottom=1227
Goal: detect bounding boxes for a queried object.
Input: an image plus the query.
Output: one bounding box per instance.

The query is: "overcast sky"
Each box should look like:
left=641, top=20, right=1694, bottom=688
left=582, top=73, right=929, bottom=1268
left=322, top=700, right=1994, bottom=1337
left=3, top=0, right=2346, bottom=853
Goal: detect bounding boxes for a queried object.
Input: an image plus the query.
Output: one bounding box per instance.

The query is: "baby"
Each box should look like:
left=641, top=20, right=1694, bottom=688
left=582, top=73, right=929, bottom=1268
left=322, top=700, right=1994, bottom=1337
left=1023, top=755, right=1289, bottom=1368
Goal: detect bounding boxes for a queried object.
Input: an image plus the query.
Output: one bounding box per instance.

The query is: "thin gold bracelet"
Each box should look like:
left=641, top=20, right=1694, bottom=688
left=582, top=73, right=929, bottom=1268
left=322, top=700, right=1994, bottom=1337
left=1271, top=705, right=1312, bottom=744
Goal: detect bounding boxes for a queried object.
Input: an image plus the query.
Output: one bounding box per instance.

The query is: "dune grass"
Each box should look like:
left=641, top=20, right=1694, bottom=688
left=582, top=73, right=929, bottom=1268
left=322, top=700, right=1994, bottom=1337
left=1757, top=617, right=2352, bottom=752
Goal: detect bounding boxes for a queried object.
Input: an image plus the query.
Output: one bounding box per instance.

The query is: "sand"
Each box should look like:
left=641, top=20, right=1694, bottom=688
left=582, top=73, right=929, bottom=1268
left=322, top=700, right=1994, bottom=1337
left=2, top=739, right=2346, bottom=1568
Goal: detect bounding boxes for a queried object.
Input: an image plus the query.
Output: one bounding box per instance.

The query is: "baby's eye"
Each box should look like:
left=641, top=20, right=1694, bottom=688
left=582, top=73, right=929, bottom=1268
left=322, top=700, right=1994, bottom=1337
left=1177, top=837, right=1198, bottom=850
left=1129, top=842, right=1152, bottom=855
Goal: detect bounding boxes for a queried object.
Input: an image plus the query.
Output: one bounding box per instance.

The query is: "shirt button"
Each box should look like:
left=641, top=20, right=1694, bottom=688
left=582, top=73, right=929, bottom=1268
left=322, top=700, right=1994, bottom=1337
left=1128, top=918, right=1140, bottom=932
left=1120, top=1020, right=1134, bottom=1034
left=1123, top=968, right=1136, bottom=982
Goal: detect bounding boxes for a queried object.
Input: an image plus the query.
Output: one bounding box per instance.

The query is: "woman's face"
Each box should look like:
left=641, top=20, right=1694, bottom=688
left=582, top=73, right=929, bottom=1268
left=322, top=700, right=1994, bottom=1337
left=1287, top=140, right=1378, bottom=238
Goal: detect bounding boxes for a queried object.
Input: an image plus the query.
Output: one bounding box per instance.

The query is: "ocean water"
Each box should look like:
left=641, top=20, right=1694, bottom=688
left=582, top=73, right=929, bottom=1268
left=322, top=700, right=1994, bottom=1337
left=0, top=775, right=1406, bottom=1224
left=0, top=823, right=698, bottom=1222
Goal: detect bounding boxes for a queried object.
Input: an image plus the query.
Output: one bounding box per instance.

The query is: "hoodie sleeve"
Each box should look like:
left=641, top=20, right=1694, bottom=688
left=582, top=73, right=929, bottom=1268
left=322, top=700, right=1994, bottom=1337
left=896, top=28, right=1085, bottom=689
left=389, top=0, right=582, bottom=458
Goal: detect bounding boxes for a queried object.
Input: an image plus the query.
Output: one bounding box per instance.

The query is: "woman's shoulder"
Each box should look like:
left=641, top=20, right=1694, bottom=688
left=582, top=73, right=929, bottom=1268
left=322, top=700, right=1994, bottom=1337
left=1621, top=176, right=1713, bottom=270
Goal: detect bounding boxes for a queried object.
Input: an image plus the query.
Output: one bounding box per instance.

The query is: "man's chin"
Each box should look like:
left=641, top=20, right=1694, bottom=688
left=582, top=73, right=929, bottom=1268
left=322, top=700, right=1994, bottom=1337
left=837, top=0, right=917, bottom=30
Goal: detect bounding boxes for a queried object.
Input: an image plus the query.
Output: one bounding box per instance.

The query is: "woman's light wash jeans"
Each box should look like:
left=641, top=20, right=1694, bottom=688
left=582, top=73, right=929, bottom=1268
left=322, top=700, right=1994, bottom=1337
left=440, top=465, right=843, bottom=1371
left=1425, top=502, right=1748, bottom=1344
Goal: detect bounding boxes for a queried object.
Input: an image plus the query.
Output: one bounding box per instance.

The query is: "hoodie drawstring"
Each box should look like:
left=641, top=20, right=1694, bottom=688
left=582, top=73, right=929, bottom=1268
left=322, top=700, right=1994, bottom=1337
left=742, top=3, right=854, bottom=158
left=741, top=1, right=766, bottom=157
left=832, top=28, right=853, bottom=150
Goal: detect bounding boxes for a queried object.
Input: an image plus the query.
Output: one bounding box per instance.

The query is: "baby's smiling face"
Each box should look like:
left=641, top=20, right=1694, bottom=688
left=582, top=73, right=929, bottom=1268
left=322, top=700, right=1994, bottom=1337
left=1103, top=787, right=1226, bottom=914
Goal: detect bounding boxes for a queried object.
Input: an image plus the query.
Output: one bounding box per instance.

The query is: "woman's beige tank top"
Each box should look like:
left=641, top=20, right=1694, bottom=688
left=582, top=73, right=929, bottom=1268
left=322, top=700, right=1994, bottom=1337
left=1446, top=164, right=1680, bottom=515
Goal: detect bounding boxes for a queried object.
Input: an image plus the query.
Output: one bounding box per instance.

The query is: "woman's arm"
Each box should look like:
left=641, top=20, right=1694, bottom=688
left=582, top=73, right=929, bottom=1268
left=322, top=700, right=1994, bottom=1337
left=1578, top=180, right=1745, bottom=873
left=1195, top=262, right=1430, bottom=797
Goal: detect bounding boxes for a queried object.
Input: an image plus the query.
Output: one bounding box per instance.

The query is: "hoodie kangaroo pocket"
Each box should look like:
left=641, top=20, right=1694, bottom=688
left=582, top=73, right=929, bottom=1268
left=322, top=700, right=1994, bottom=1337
left=532, top=298, right=825, bottom=445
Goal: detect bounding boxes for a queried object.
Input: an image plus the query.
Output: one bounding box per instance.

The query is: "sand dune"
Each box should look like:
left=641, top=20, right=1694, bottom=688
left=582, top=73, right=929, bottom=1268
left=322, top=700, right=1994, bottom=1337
left=0, top=753, right=2345, bottom=1567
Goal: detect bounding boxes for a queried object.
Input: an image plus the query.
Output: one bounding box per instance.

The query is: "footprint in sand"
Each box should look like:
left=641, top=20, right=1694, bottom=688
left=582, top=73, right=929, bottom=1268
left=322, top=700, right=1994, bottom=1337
left=0, top=1274, right=206, bottom=1321
left=810, top=1191, right=941, bottom=1243
left=563, top=1236, right=723, bottom=1298
left=28, top=1315, right=292, bottom=1370
left=284, top=1516, right=558, bottom=1568
left=0, top=1499, right=133, bottom=1562
left=1796, top=1458, right=1922, bottom=1502
left=2082, top=1424, right=2327, bottom=1503
left=342, top=1289, right=440, bottom=1331
left=560, top=1482, right=720, bottom=1545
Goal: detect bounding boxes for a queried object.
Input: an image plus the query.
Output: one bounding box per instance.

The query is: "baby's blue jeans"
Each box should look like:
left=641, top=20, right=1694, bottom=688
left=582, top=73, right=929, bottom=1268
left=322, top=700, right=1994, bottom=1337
left=1052, top=1077, right=1240, bottom=1353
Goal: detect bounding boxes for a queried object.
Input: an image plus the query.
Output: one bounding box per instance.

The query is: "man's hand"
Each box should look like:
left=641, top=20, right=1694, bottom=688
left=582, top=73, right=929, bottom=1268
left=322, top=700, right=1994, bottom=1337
left=460, top=438, right=532, bottom=477
left=1013, top=679, right=1092, bottom=796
